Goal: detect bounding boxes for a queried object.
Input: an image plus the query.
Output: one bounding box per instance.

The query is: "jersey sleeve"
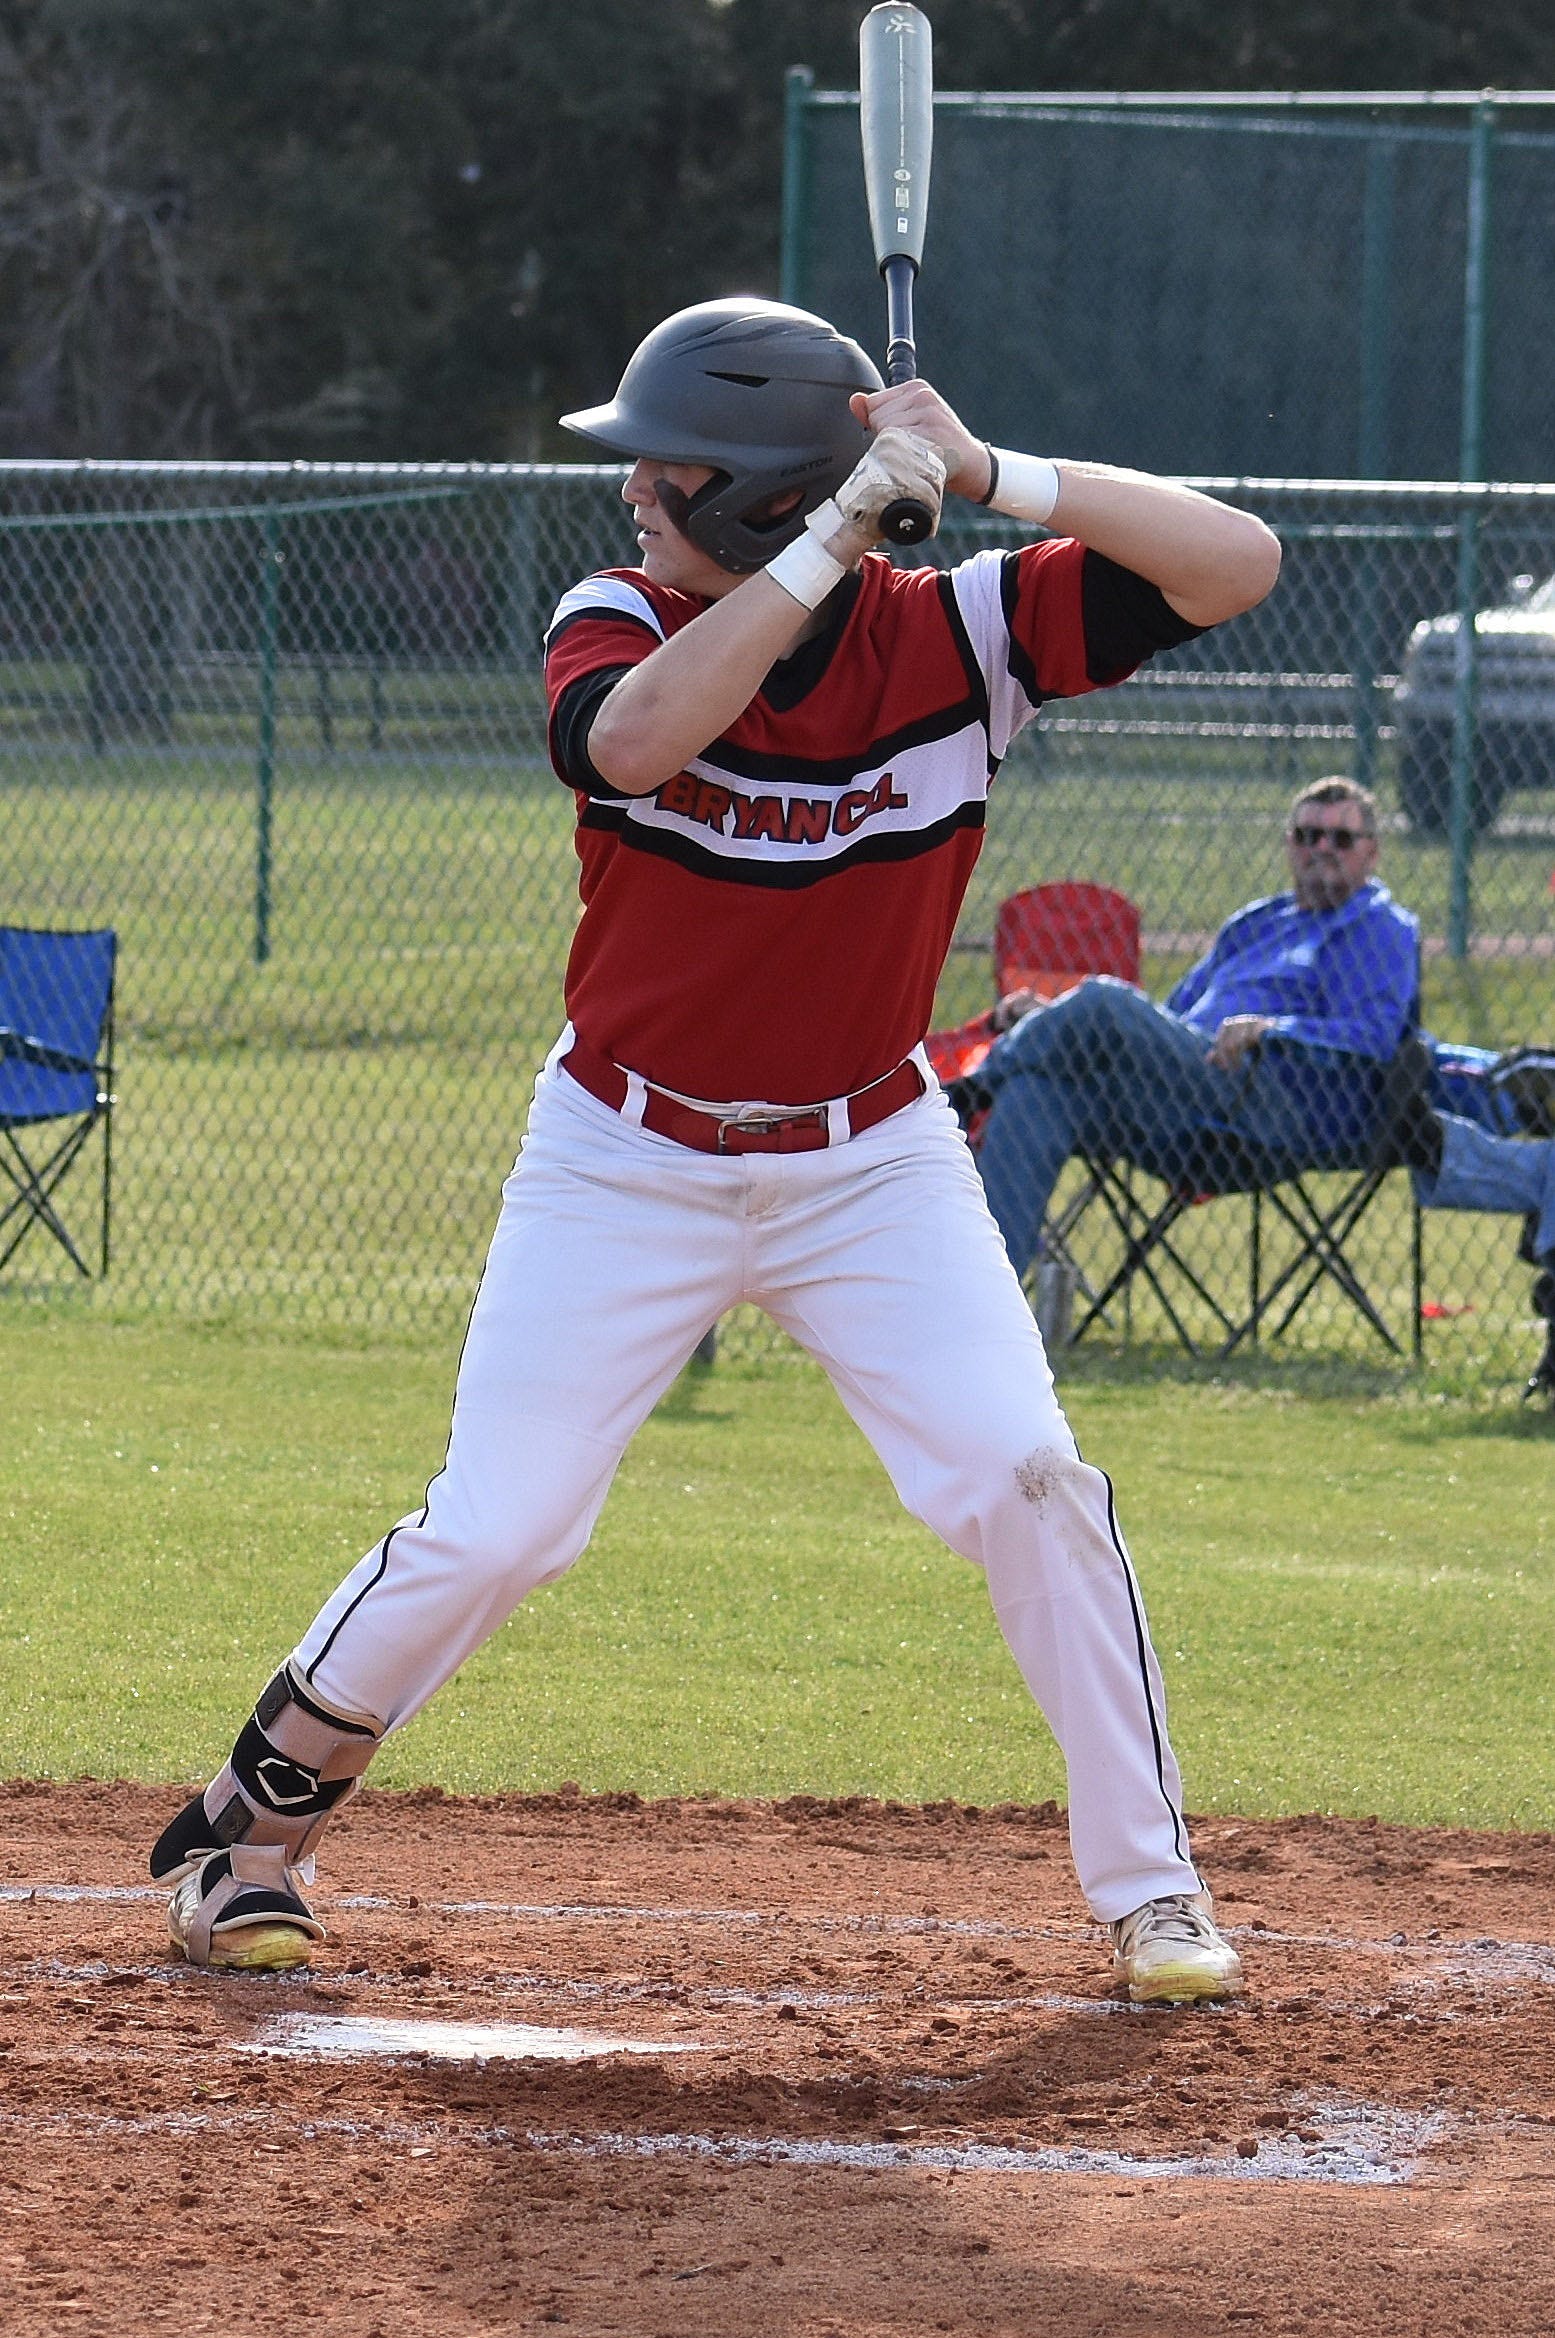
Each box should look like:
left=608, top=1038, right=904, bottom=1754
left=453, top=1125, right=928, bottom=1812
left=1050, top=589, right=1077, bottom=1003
left=947, top=538, right=1207, bottom=759
left=543, top=573, right=668, bottom=797
left=549, top=664, right=634, bottom=796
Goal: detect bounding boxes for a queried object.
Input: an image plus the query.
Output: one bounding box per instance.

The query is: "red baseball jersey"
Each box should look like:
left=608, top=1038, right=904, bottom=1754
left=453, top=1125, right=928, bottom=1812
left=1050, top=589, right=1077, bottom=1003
left=544, top=542, right=1198, bottom=1104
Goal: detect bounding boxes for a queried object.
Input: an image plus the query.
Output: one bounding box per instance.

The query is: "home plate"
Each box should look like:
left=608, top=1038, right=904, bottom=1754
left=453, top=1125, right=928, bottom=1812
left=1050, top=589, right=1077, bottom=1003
left=242, top=2013, right=699, bottom=2063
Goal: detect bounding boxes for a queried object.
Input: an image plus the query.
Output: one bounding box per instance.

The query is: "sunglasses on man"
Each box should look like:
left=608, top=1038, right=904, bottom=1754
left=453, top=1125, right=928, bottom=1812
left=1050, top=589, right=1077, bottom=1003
left=1287, top=822, right=1372, bottom=850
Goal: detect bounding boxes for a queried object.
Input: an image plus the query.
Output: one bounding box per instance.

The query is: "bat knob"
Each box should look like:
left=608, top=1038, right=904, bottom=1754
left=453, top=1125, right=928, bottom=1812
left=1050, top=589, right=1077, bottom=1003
left=880, top=495, right=933, bottom=546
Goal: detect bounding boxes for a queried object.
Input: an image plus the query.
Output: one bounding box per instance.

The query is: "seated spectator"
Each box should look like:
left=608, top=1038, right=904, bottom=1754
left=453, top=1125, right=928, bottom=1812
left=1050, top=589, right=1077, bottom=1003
left=953, top=775, right=1555, bottom=1399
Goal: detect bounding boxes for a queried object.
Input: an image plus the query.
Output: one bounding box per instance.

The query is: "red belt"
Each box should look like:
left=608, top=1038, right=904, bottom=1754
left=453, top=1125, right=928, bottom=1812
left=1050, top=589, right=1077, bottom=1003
left=560, top=1035, right=925, bottom=1155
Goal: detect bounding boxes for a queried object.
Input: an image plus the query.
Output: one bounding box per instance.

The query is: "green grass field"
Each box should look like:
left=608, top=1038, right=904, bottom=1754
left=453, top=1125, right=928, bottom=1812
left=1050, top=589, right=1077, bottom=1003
left=8, top=661, right=1555, bottom=1832
left=2, top=1308, right=1551, bottom=1828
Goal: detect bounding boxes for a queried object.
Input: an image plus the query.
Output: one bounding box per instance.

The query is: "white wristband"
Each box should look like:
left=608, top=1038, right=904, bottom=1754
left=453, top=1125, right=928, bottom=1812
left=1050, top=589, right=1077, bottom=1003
left=982, top=449, right=1061, bottom=526
left=764, top=507, right=850, bottom=610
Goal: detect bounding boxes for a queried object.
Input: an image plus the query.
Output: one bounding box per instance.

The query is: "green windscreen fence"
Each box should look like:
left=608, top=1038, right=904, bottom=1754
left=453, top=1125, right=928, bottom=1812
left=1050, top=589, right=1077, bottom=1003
left=785, top=90, right=1555, bottom=483
left=4, top=461, right=1555, bottom=1390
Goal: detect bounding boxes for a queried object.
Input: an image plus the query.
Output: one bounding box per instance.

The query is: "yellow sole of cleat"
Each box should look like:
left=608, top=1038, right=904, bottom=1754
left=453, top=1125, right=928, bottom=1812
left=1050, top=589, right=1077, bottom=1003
left=1123, top=1966, right=1243, bottom=2006
left=173, top=1922, right=316, bottom=1973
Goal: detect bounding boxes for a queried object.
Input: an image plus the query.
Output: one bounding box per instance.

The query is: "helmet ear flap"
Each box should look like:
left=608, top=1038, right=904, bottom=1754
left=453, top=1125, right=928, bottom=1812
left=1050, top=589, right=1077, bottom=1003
left=652, top=471, right=810, bottom=576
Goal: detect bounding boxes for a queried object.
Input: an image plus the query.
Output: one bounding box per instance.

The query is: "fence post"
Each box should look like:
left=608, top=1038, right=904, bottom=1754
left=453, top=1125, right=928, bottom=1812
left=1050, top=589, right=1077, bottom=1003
left=253, top=512, right=282, bottom=965
left=1351, top=135, right=1396, bottom=798
left=779, top=66, right=816, bottom=308
left=1357, top=132, right=1395, bottom=478
left=502, top=480, right=539, bottom=668
left=1447, top=496, right=1482, bottom=962
left=1447, top=99, right=1495, bottom=961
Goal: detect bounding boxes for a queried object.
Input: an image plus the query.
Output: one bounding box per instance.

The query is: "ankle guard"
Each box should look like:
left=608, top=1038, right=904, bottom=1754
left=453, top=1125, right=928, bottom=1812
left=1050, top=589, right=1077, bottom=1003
left=150, top=1664, right=383, bottom=1880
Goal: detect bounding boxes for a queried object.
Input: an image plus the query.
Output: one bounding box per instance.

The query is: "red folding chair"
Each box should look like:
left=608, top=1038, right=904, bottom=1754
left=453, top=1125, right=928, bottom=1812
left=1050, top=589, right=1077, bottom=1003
left=930, top=876, right=1140, bottom=1082
left=928, top=882, right=1144, bottom=1097
left=993, top=882, right=1142, bottom=1002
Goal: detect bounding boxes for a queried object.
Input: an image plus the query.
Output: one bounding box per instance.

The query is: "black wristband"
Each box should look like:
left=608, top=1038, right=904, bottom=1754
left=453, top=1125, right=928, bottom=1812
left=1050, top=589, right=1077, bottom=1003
left=975, top=444, right=1001, bottom=507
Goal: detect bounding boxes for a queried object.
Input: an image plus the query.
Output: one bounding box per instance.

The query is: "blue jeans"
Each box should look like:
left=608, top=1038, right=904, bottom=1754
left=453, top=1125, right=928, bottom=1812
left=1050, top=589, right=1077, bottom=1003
left=972, top=979, right=1345, bottom=1277
left=1412, top=1114, right=1555, bottom=1261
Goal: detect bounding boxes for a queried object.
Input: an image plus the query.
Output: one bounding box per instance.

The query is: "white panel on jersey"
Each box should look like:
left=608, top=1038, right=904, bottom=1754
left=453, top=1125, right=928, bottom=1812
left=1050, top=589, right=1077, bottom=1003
left=948, top=549, right=1042, bottom=761
left=545, top=575, right=667, bottom=647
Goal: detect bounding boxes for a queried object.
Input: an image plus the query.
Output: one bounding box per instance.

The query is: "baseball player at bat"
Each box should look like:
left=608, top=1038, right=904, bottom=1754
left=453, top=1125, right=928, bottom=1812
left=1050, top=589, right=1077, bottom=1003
left=149, top=297, right=1280, bottom=2005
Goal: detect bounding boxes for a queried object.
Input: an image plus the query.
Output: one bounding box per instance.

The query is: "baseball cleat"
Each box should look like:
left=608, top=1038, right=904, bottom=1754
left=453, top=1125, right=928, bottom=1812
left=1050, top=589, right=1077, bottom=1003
left=1110, top=1890, right=1243, bottom=2005
left=167, top=1845, right=324, bottom=1973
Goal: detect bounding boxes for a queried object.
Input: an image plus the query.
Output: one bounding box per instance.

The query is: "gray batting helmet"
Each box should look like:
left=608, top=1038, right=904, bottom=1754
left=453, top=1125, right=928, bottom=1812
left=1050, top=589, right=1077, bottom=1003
left=560, top=297, right=882, bottom=574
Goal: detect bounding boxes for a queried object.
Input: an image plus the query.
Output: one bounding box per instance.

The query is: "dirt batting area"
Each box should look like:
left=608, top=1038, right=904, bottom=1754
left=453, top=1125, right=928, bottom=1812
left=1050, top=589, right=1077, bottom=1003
left=2, top=1782, right=1554, bottom=2335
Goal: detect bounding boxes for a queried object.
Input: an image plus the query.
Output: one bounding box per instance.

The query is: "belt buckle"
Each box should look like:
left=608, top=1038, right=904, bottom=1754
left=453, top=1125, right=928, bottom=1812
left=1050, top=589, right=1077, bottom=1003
left=716, top=1109, right=827, bottom=1154
left=716, top=1112, right=787, bottom=1153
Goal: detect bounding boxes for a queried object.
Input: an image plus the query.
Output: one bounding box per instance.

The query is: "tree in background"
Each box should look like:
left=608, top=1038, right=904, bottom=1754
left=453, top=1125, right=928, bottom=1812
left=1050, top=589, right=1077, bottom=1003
left=0, top=4, right=252, bottom=453
left=0, top=0, right=1551, bottom=459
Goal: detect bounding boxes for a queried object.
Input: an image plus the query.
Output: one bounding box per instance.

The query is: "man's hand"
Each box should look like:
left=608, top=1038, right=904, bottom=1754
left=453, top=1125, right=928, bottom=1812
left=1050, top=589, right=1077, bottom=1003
left=849, top=383, right=989, bottom=501
left=1207, top=1013, right=1274, bottom=1072
left=992, top=988, right=1040, bottom=1032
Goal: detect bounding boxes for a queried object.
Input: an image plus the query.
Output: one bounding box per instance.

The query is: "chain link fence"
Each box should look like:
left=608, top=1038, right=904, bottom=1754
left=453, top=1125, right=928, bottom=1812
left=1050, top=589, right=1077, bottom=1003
left=3, top=462, right=1554, bottom=1386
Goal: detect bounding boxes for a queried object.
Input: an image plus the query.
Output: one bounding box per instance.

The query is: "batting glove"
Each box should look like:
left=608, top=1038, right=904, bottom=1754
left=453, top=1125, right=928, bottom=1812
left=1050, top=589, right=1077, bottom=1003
left=832, top=428, right=947, bottom=542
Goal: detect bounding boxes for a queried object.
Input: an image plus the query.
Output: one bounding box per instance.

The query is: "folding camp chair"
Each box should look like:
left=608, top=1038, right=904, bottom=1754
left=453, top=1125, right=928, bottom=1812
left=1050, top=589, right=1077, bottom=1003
left=1067, top=1034, right=1429, bottom=1360
left=0, top=926, right=118, bottom=1277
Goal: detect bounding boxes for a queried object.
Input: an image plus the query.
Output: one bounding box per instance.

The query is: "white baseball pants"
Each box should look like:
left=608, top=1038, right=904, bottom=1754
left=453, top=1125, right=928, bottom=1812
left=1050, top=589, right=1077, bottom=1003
left=294, top=1053, right=1202, bottom=1922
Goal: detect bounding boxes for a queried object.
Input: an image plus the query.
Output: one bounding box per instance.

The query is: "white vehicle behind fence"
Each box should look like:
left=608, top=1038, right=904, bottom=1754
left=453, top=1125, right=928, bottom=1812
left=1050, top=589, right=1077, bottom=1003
left=1394, top=573, right=1555, bottom=833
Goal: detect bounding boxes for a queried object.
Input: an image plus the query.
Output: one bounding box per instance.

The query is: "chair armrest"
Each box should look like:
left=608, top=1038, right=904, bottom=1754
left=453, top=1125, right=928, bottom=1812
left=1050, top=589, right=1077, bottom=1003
left=1253, top=1030, right=1393, bottom=1073
left=0, top=1028, right=95, bottom=1075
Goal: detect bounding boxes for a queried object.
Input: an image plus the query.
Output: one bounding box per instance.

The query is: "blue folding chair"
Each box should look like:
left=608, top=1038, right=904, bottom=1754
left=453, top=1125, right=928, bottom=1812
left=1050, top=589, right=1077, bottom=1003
left=0, top=926, right=118, bottom=1277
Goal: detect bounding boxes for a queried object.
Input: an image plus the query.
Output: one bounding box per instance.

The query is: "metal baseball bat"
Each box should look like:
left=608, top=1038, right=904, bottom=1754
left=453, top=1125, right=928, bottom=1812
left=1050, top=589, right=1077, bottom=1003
left=858, top=2, right=935, bottom=546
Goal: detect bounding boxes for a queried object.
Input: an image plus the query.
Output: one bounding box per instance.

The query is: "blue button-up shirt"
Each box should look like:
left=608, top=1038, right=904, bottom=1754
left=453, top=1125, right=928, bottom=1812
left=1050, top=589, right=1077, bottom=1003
left=1166, top=880, right=1420, bottom=1061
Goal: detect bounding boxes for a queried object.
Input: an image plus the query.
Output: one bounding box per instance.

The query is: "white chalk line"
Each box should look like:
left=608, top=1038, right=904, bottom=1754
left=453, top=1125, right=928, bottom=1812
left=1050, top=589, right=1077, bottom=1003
left=526, top=2099, right=1451, bottom=2188
left=0, top=2097, right=1451, bottom=2188
left=7, top=1881, right=1554, bottom=1975
left=20, top=1959, right=1162, bottom=2025
left=11, top=1954, right=1523, bottom=2058
left=29, top=1960, right=1153, bottom=2027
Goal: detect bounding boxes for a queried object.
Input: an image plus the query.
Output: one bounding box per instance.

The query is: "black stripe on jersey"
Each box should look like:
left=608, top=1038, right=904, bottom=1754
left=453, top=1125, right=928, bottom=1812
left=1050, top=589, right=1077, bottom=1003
left=698, top=694, right=987, bottom=791
left=935, top=568, right=993, bottom=739
left=576, top=795, right=985, bottom=888
left=760, top=570, right=864, bottom=711
left=999, top=551, right=1045, bottom=708
left=551, top=665, right=635, bottom=798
